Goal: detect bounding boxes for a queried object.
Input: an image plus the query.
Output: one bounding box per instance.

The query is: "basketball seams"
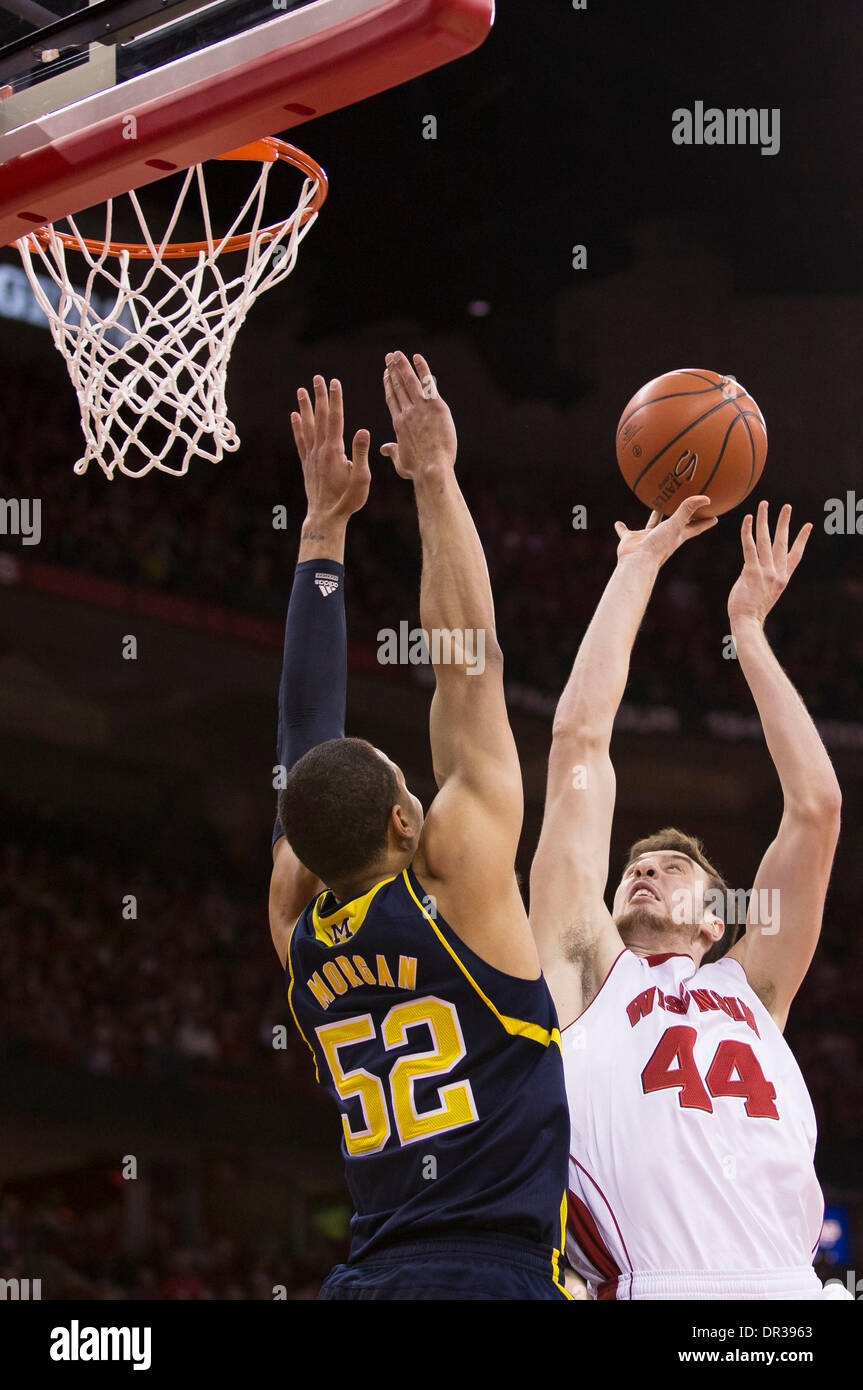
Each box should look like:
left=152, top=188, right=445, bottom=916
left=636, top=396, right=763, bottom=511
left=676, top=370, right=723, bottom=387
left=616, top=383, right=723, bottom=439
left=699, top=412, right=744, bottom=496
left=632, top=396, right=739, bottom=490
left=732, top=406, right=760, bottom=499
left=727, top=395, right=762, bottom=498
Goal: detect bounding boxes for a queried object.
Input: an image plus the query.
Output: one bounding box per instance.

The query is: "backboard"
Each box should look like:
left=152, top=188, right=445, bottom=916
left=0, top=0, right=494, bottom=246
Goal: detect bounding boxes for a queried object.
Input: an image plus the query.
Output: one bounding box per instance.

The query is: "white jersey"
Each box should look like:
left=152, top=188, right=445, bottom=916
left=562, top=950, right=825, bottom=1300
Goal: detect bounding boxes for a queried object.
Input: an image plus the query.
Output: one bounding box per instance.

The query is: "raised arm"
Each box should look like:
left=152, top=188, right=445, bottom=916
left=530, top=497, right=717, bottom=1025
left=268, top=377, right=371, bottom=968
left=726, top=502, right=841, bottom=1030
left=381, top=350, right=533, bottom=977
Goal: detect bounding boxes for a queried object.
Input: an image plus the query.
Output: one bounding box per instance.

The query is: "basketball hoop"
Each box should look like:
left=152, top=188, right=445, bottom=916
left=14, top=138, right=328, bottom=479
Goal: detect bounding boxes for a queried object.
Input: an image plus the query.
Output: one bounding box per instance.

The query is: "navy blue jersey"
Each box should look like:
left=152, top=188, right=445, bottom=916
left=287, top=865, right=569, bottom=1279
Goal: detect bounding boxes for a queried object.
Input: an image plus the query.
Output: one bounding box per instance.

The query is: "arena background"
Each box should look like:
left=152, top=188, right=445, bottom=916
left=1, top=0, right=861, bottom=1300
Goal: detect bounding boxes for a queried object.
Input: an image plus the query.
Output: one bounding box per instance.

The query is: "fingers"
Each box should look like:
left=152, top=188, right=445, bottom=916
left=787, top=519, right=813, bottom=575
left=290, top=410, right=304, bottom=459
left=386, top=358, right=413, bottom=412
left=645, top=510, right=663, bottom=530
left=296, top=375, right=346, bottom=453
left=383, top=350, right=438, bottom=422
left=313, top=375, right=329, bottom=446
left=754, top=497, right=772, bottom=566
left=412, top=352, right=438, bottom=399
left=327, top=378, right=344, bottom=445
left=387, top=350, right=425, bottom=406
left=675, top=495, right=712, bottom=526
left=689, top=515, right=719, bottom=536
left=296, top=385, right=315, bottom=454
left=383, top=364, right=403, bottom=419
left=772, top=501, right=791, bottom=567
left=752, top=499, right=806, bottom=574
left=351, top=428, right=371, bottom=473
left=740, top=502, right=808, bottom=574
left=380, top=442, right=402, bottom=474
left=740, top=511, right=758, bottom=564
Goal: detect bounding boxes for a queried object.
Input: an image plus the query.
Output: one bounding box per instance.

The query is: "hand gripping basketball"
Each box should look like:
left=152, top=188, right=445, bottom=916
left=614, top=494, right=718, bottom=567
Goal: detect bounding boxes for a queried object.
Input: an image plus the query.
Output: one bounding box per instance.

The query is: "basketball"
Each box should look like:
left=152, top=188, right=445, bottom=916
left=615, top=368, right=767, bottom=517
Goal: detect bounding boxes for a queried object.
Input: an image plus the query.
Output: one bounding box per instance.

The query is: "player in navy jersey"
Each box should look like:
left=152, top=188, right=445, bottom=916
left=267, top=354, right=570, bottom=1300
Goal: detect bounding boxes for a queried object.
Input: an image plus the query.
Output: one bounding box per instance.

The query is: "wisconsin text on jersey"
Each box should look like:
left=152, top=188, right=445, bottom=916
left=626, top=983, right=760, bottom=1036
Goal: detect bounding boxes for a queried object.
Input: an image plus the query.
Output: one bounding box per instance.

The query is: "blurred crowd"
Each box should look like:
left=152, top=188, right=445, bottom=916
left=2, top=361, right=863, bottom=724
left=0, top=1182, right=336, bottom=1301
left=0, top=840, right=310, bottom=1091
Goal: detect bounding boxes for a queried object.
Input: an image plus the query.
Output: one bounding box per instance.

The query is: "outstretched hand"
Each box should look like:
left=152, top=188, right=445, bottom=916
left=614, top=494, right=718, bottom=566
left=381, top=351, right=457, bottom=479
left=291, top=375, right=371, bottom=521
left=728, top=500, right=812, bottom=626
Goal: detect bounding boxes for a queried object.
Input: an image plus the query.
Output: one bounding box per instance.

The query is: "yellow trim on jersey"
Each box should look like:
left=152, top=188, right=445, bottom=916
left=553, top=1189, right=573, bottom=1299
left=286, top=919, right=320, bottom=1083
left=552, top=1245, right=574, bottom=1299
left=311, top=874, right=397, bottom=946
left=402, top=870, right=562, bottom=1051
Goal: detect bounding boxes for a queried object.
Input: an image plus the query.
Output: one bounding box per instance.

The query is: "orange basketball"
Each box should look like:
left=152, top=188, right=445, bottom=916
left=615, top=368, right=767, bottom=517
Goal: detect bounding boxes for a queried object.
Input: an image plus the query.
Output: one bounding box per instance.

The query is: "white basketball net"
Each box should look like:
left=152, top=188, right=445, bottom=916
left=15, top=157, right=322, bottom=479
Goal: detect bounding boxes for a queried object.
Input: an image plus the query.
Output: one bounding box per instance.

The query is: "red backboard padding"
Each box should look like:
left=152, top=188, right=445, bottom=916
left=0, top=0, right=494, bottom=246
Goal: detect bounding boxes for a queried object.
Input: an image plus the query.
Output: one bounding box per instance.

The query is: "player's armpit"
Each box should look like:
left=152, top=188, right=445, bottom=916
left=530, top=854, right=621, bottom=1027
left=728, top=800, right=841, bottom=1031
left=414, top=771, right=540, bottom=980
left=269, top=835, right=324, bottom=970
left=528, top=734, right=623, bottom=1026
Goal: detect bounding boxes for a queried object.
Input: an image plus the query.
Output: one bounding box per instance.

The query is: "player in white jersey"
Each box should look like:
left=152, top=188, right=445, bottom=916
left=530, top=495, right=844, bottom=1299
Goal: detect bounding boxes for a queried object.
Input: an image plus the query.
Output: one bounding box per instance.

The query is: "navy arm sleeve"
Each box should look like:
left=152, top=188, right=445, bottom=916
left=273, top=558, right=347, bottom=846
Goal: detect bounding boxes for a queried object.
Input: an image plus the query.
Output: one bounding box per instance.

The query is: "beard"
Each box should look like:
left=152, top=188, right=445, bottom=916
left=615, top=903, right=678, bottom=945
